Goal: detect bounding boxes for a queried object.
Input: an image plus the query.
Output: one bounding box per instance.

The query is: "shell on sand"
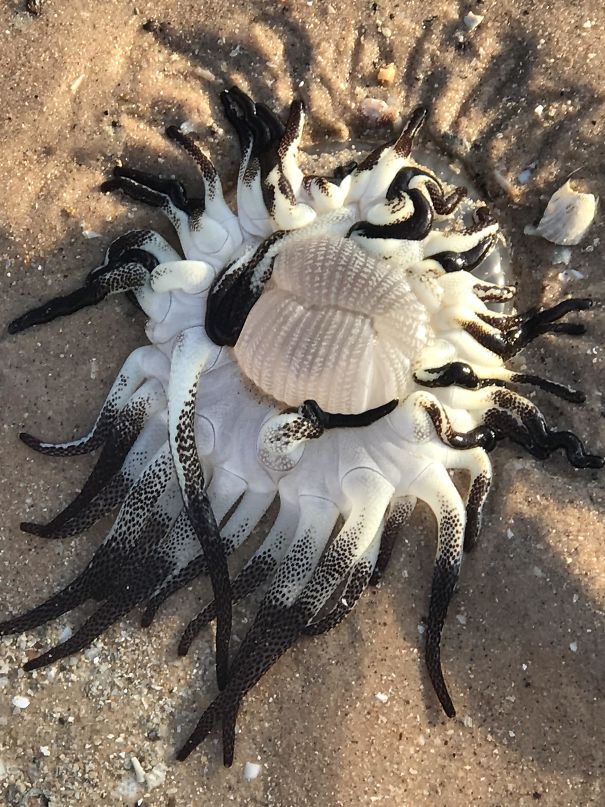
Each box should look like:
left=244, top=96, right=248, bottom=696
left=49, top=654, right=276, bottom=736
left=525, top=179, right=597, bottom=245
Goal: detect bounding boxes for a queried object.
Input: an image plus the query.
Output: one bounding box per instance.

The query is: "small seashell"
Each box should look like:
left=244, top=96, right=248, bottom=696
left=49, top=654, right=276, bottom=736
left=243, top=761, right=261, bottom=781
left=524, top=180, right=597, bottom=245
left=463, top=11, right=484, bottom=30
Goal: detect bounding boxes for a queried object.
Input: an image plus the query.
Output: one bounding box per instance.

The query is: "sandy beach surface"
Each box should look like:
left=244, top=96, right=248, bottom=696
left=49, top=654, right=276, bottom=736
left=0, top=1, right=604, bottom=805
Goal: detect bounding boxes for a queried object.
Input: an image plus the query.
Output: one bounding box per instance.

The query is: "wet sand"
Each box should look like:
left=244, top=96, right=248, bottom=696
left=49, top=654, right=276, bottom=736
left=0, top=1, right=604, bottom=805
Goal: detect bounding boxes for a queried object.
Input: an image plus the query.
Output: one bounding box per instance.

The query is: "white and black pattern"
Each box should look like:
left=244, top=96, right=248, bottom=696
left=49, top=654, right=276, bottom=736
left=2, top=86, right=602, bottom=770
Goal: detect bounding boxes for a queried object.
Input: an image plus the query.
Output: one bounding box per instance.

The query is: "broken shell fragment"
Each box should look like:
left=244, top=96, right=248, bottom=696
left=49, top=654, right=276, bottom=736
left=525, top=180, right=597, bottom=245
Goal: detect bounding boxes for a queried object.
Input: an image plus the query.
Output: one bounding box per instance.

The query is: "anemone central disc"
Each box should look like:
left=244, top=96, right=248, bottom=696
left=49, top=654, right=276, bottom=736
left=234, top=234, right=431, bottom=413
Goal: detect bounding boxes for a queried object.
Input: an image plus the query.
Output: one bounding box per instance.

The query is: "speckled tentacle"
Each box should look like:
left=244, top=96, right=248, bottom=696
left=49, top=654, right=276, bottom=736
left=462, top=298, right=593, bottom=360
left=302, top=552, right=377, bottom=636
left=347, top=106, right=428, bottom=206
left=441, top=386, right=603, bottom=468
left=178, top=495, right=339, bottom=765
left=0, top=443, right=177, bottom=645
left=483, top=388, right=603, bottom=468
left=415, top=360, right=586, bottom=405
left=23, top=478, right=183, bottom=672
left=220, top=86, right=283, bottom=237
left=139, top=467, right=251, bottom=627
left=19, top=346, right=168, bottom=456
left=167, top=327, right=232, bottom=688
left=297, top=471, right=393, bottom=622
left=8, top=258, right=154, bottom=335
left=370, top=496, right=417, bottom=585
left=409, top=463, right=467, bottom=718
left=177, top=497, right=299, bottom=656
left=21, top=383, right=167, bottom=539
left=220, top=87, right=314, bottom=235
left=443, top=447, right=493, bottom=552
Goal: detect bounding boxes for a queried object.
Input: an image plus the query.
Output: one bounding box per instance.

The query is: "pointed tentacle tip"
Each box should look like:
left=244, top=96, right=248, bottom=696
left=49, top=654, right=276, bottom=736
left=23, top=653, right=53, bottom=673
left=140, top=609, right=156, bottom=629
left=7, top=315, right=29, bottom=335
left=19, top=432, right=44, bottom=449
left=20, top=521, right=52, bottom=538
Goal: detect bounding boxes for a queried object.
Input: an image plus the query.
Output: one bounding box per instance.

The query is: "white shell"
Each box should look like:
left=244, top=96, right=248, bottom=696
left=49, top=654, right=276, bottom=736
left=234, top=236, right=431, bottom=413
left=525, top=180, right=597, bottom=245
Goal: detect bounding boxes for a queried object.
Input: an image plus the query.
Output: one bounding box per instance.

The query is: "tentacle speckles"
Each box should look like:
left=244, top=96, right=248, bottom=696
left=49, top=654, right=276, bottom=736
left=21, top=383, right=167, bottom=539
left=220, top=87, right=315, bottom=235
left=0, top=444, right=178, bottom=653
left=167, top=327, right=231, bottom=688
left=445, top=447, right=492, bottom=553
left=20, top=347, right=168, bottom=457
left=179, top=495, right=339, bottom=765
left=347, top=106, right=428, bottom=207
left=177, top=498, right=298, bottom=656
left=462, top=297, right=593, bottom=360
left=370, top=496, right=417, bottom=585
left=8, top=260, right=151, bottom=334
left=409, top=464, right=466, bottom=717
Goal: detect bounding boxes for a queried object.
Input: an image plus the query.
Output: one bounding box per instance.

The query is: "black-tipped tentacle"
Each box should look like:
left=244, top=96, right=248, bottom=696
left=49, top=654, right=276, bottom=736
left=167, top=328, right=232, bottom=689
left=177, top=604, right=307, bottom=765
left=23, top=504, right=180, bottom=671
left=426, top=558, right=458, bottom=717
left=421, top=397, right=497, bottom=452
left=415, top=361, right=585, bottom=404
left=164, top=125, right=220, bottom=188
left=425, top=180, right=467, bottom=215
left=386, top=166, right=467, bottom=216
left=86, top=229, right=178, bottom=286
left=0, top=445, right=178, bottom=652
left=102, top=164, right=205, bottom=218
left=331, top=159, right=358, bottom=184
left=177, top=549, right=274, bottom=656
left=141, top=552, right=206, bottom=629
left=18, top=347, right=165, bottom=457
left=23, top=598, right=142, bottom=672
left=141, top=472, right=270, bottom=629
left=179, top=496, right=340, bottom=762
left=454, top=448, right=493, bottom=553
left=183, top=605, right=309, bottom=766
left=464, top=298, right=594, bottom=359
left=429, top=232, right=497, bottom=274
left=508, top=373, right=585, bottom=404
left=21, top=389, right=165, bottom=539
left=299, top=398, right=399, bottom=430
left=370, top=497, right=416, bottom=585
left=205, top=230, right=286, bottom=346
left=220, top=87, right=255, bottom=156
left=484, top=389, right=604, bottom=469
left=356, top=106, right=428, bottom=175
left=176, top=500, right=299, bottom=654
left=346, top=188, right=434, bottom=241
left=0, top=573, right=89, bottom=639
left=409, top=465, right=466, bottom=718
left=219, top=86, right=285, bottom=183
left=8, top=258, right=152, bottom=335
